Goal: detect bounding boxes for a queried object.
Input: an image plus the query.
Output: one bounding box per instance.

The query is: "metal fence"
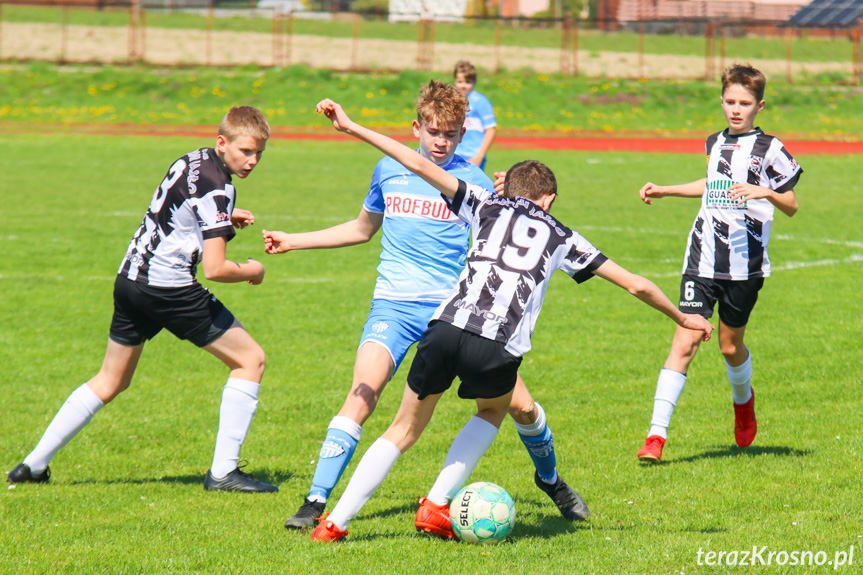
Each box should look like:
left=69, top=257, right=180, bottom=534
left=1, top=1, right=861, bottom=83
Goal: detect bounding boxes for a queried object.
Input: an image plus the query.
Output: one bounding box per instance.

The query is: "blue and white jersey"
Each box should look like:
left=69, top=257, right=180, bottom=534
left=459, top=90, right=497, bottom=161
left=363, top=151, right=494, bottom=303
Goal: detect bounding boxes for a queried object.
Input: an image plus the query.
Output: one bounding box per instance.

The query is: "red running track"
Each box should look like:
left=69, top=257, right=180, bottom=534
left=8, top=123, right=863, bottom=155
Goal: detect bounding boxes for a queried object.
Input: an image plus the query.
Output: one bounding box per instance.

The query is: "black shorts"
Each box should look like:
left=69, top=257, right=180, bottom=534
left=109, top=276, right=235, bottom=347
left=677, top=274, right=764, bottom=328
left=407, top=321, right=522, bottom=400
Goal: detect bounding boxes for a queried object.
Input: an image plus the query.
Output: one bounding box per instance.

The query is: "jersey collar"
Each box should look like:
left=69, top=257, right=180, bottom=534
left=723, top=127, right=763, bottom=140
left=211, top=147, right=233, bottom=181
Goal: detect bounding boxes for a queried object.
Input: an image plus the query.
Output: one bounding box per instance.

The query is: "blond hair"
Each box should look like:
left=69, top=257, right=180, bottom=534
left=218, top=106, right=270, bottom=141
left=415, top=79, right=469, bottom=127
left=503, top=160, right=557, bottom=201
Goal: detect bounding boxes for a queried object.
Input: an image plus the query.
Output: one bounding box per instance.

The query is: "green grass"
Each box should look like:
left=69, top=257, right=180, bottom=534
left=1, top=131, right=861, bottom=573
left=3, top=4, right=859, bottom=62
left=3, top=63, right=863, bottom=138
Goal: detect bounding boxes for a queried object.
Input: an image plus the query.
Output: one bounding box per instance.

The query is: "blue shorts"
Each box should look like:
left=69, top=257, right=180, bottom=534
left=359, top=299, right=440, bottom=376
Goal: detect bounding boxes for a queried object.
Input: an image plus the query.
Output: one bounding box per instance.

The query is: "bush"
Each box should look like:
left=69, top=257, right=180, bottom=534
left=352, top=0, right=387, bottom=15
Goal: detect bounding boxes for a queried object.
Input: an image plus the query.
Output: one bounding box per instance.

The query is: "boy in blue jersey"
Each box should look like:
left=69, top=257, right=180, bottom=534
left=263, top=80, right=588, bottom=533
left=308, top=98, right=713, bottom=543
left=453, top=60, right=496, bottom=170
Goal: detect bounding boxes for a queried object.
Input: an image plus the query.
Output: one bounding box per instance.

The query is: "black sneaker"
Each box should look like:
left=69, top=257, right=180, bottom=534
left=204, top=465, right=278, bottom=493
left=284, top=498, right=327, bottom=530
left=534, top=471, right=590, bottom=521
left=7, top=463, right=51, bottom=484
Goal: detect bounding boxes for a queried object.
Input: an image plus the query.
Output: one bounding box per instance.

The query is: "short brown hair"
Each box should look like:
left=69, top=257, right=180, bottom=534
left=218, top=106, right=270, bottom=141
left=454, top=60, right=477, bottom=84
left=721, top=63, right=766, bottom=102
left=503, top=160, right=557, bottom=201
left=415, top=79, right=469, bottom=127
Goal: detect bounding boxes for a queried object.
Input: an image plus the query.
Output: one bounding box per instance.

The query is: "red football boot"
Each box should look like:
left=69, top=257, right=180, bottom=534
left=734, top=389, right=757, bottom=448
left=637, top=435, right=666, bottom=462
left=310, top=514, right=348, bottom=542
left=414, top=497, right=455, bottom=539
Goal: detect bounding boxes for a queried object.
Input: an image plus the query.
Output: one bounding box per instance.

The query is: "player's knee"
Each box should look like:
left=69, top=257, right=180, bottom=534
left=241, top=345, right=266, bottom=379
left=382, top=422, right=420, bottom=452
left=671, top=337, right=700, bottom=361
left=719, top=340, right=742, bottom=360
left=507, top=400, right=535, bottom=424
left=477, top=407, right=507, bottom=429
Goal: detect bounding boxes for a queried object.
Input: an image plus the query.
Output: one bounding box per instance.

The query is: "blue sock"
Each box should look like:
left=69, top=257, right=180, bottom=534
left=309, top=416, right=362, bottom=501
left=514, top=403, right=557, bottom=483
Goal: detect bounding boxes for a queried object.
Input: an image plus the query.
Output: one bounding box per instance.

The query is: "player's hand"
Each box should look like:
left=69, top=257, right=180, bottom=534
left=262, top=230, right=293, bottom=254
left=682, top=315, right=714, bottom=342
left=493, top=171, right=507, bottom=196
left=316, top=99, right=352, bottom=132
left=468, top=155, right=483, bottom=166
left=246, top=258, right=265, bottom=285
left=727, top=182, right=769, bottom=205
left=639, top=182, right=664, bottom=205
left=231, top=208, right=255, bottom=229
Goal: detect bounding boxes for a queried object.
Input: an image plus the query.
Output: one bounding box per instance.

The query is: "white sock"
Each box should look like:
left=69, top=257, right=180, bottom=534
left=329, top=415, right=363, bottom=442
left=726, top=348, right=753, bottom=405
left=327, top=438, right=401, bottom=530
left=210, top=378, right=260, bottom=479
left=648, top=369, right=687, bottom=439
left=24, top=384, right=104, bottom=474
left=426, top=416, right=499, bottom=506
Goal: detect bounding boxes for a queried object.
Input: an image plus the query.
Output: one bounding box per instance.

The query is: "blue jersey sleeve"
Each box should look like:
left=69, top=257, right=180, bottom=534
left=363, top=159, right=387, bottom=214
left=472, top=91, right=496, bottom=129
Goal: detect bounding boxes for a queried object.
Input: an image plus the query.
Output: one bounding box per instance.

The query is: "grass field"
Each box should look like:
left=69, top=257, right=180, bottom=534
left=1, top=130, right=861, bottom=573
left=4, top=63, right=863, bottom=138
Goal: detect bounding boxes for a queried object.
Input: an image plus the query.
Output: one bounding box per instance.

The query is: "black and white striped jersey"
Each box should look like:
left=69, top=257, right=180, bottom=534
left=118, top=148, right=236, bottom=287
left=432, top=180, right=608, bottom=357
left=683, top=128, right=802, bottom=280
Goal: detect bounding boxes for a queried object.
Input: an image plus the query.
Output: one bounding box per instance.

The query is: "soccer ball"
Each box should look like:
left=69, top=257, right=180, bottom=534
left=449, top=482, right=515, bottom=544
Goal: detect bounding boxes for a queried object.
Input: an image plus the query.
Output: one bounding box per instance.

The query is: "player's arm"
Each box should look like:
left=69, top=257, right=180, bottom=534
left=470, top=127, right=497, bottom=166
left=317, top=98, right=460, bottom=199
left=639, top=178, right=706, bottom=205
left=202, top=236, right=265, bottom=285
left=728, top=184, right=798, bottom=217
left=231, top=208, right=255, bottom=229
left=262, top=208, right=383, bottom=254
left=591, top=259, right=713, bottom=340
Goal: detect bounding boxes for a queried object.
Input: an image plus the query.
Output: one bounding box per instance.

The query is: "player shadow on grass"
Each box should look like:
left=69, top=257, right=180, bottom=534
left=68, top=469, right=293, bottom=486
left=337, top=499, right=584, bottom=542
left=664, top=445, right=811, bottom=465
left=512, top=498, right=591, bottom=538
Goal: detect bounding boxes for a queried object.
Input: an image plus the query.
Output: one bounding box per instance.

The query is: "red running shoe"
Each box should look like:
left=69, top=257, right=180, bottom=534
left=734, top=389, right=757, bottom=448
left=414, top=497, right=455, bottom=539
left=637, top=435, right=666, bottom=462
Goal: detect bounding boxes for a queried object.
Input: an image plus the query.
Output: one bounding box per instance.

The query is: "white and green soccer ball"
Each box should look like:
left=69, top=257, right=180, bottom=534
left=449, top=482, right=516, bottom=544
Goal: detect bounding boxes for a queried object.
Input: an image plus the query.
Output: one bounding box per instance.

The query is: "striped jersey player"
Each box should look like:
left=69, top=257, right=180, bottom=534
left=636, top=64, right=802, bottom=464
left=120, top=147, right=237, bottom=287
left=433, top=181, right=607, bottom=358
left=308, top=97, right=713, bottom=542
left=683, top=127, right=801, bottom=280
left=8, top=106, right=278, bottom=493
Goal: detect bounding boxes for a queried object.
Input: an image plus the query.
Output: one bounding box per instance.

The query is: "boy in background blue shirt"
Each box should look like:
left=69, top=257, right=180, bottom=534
left=454, top=60, right=497, bottom=171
